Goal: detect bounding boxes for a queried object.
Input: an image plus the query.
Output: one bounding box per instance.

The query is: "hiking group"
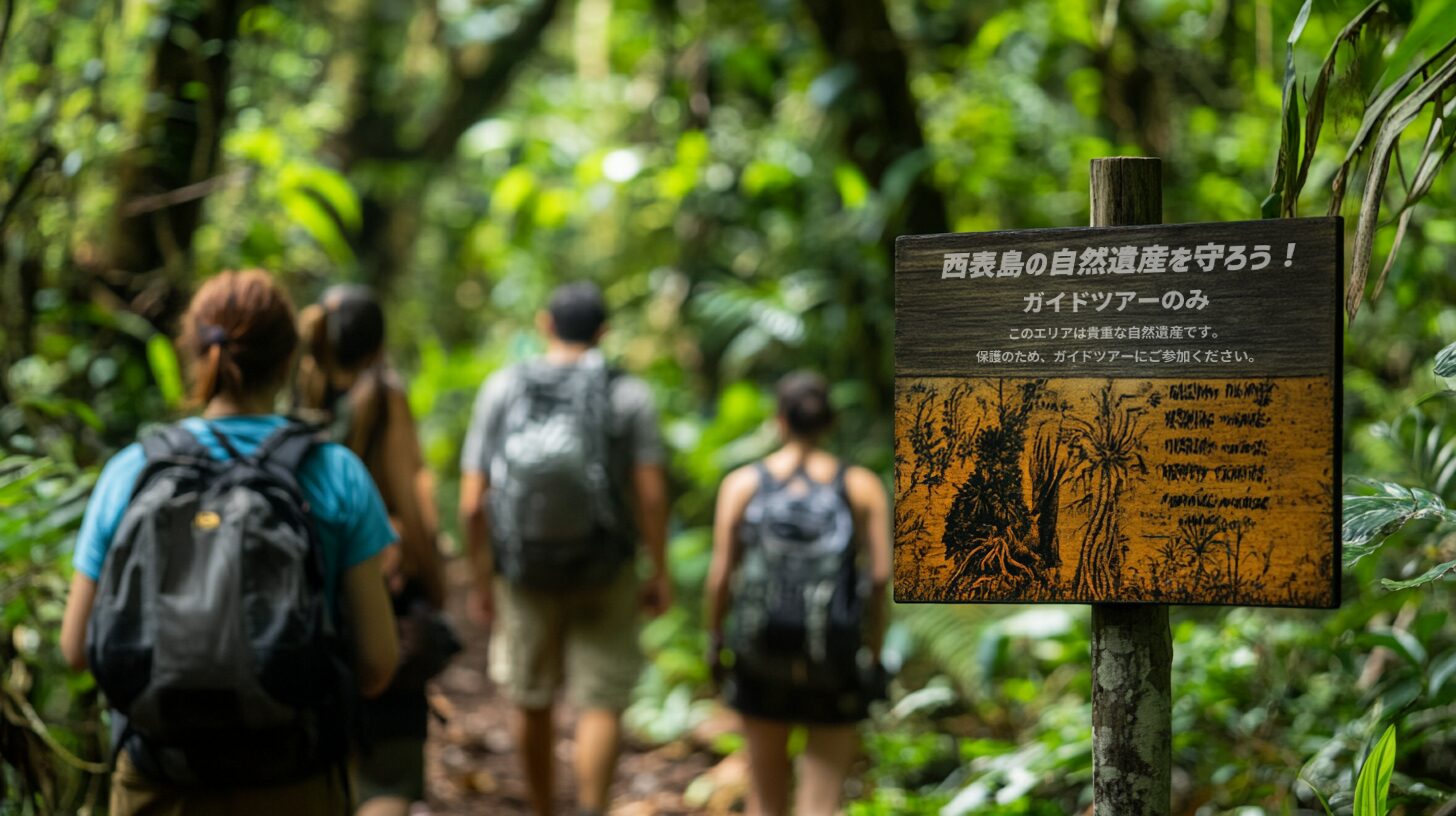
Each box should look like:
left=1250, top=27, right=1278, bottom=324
left=58, top=269, right=891, bottom=816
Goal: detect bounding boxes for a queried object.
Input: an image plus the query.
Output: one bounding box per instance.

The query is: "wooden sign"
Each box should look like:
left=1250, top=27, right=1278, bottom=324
left=893, top=217, right=1341, bottom=607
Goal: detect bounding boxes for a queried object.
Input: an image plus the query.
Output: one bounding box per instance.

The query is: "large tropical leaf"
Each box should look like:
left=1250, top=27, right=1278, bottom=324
left=1341, top=478, right=1456, bottom=567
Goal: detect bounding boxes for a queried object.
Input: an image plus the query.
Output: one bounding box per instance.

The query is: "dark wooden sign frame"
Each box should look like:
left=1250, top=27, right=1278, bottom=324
left=893, top=216, right=1342, bottom=608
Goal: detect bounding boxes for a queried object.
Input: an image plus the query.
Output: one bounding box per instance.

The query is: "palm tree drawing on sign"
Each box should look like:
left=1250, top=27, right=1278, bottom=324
left=1066, top=381, right=1152, bottom=598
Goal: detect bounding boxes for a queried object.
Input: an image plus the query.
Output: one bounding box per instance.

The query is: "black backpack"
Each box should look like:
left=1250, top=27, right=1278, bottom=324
left=488, top=361, right=628, bottom=590
left=728, top=462, right=864, bottom=688
left=86, top=421, right=354, bottom=787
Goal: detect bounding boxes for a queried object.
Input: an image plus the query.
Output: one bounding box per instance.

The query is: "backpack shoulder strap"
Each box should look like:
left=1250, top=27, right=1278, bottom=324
left=831, top=461, right=850, bottom=498
left=754, top=460, right=779, bottom=493
left=140, top=423, right=209, bottom=463
left=254, top=421, right=324, bottom=497
left=256, top=421, right=323, bottom=471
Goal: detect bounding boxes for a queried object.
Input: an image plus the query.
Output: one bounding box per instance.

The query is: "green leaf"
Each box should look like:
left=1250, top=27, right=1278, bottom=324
left=1342, top=479, right=1456, bottom=566
left=282, top=187, right=355, bottom=266
left=1356, top=628, right=1428, bottom=667
left=1435, top=341, right=1456, bottom=376
left=1353, top=724, right=1396, bottom=816
left=279, top=163, right=362, bottom=231
left=834, top=164, right=870, bottom=210
left=1269, top=0, right=1312, bottom=215
left=1378, top=0, right=1456, bottom=88
left=1375, top=405, right=1456, bottom=499
left=491, top=166, right=536, bottom=217
left=1260, top=192, right=1281, bottom=219
left=147, top=334, right=184, bottom=408
left=1429, top=650, right=1456, bottom=695
left=1286, top=0, right=1313, bottom=46
left=1298, top=775, right=1335, bottom=816
left=1380, top=555, right=1456, bottom=590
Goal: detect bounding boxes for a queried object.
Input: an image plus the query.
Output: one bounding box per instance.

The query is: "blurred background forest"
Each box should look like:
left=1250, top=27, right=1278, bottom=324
left=4, top=0, right=1456, bottom=813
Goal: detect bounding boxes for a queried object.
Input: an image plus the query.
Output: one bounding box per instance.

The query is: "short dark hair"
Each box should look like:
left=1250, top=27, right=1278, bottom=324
left=548, top=282, right=607, bottom=344
left=322, top=284, right=385, bottom=370
left=776, top=371, right=834, bottom=438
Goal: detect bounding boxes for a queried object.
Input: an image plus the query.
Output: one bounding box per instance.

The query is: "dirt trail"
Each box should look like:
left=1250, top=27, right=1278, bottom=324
left=421, top=564, right=722, bottom=815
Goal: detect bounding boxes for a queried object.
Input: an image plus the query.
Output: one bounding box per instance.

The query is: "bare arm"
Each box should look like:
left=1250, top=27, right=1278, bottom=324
left=60, top=573, right=96, bottom=671
left=459, top=470, right=494, bottom=625
left=345, top=551, right=399, bottom=698
left=704, top=467, right=755, bottom=639
left=848, top=466, right=892, bottom=655
left=632, top=462, right=671, bottom=614
left=374, top=387, right=445, bottom=607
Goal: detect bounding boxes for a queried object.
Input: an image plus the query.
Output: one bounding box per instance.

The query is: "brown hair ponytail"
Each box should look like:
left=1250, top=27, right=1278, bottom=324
left=292, top=286, right=390, bottom=459
left=294, top=302, right=332, bottom=413
left=178, top=270, right=299, bottom=407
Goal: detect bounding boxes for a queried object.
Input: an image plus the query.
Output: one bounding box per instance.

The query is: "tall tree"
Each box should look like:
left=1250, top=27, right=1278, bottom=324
left=104, top=0, right=256, bottom=324
left=801, top=0, right=948, bottom=239
left=335, top=0, right=562, bottom=291
left=801, top=0, right=947, bottom=410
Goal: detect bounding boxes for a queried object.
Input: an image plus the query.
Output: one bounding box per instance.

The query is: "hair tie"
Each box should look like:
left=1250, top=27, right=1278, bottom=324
left=200, top=324, right=229, bottom=348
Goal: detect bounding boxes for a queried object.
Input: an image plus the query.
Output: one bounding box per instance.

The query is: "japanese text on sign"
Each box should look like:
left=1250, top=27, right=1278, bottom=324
left=940, top=243, right=1297, bottom=280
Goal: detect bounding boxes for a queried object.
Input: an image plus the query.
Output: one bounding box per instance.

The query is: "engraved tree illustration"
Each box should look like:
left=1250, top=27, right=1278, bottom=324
left=942, top=379, right=1048, bottom=596
left=896, top=382, right=977, bottom=594
left=1027, top=424, right=1069, bottom=576
left=1066, top=382, right=1150, bottom=598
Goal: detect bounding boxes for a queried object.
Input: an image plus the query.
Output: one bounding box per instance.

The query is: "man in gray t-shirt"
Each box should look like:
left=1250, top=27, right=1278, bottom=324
left=458, top=282, right=669, bottom=816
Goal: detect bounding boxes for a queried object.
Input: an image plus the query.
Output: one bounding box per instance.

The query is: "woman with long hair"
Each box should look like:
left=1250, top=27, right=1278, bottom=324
left=294, top=284, right=448, bottom=816
left=60, top=269, right=399, bottom=814
left=704, top=372, right=891, bottom=816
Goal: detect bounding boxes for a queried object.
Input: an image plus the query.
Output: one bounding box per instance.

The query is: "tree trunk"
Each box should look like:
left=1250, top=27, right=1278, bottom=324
left=103, top=0, right=253, bottom=325
left=800, top=0, right=947, bottom=238
left=336, top=0, right=561, bottom=293
left=800, top=0, right=948, bottom=415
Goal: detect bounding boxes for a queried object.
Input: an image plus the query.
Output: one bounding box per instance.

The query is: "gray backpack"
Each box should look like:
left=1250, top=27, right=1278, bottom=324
left=86, top=421, right=352, bottom=787
left=489, top=361, right=627, bottom=590
left=729, top=462, right=863, bottom=687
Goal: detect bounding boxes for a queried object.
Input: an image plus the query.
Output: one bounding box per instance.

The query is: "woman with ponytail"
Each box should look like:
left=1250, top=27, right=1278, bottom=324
left=59, top=270, right=400, bottom=814
left=704, top=372, right=891, bottom=816
left=293, top=284, right=448, bottom=816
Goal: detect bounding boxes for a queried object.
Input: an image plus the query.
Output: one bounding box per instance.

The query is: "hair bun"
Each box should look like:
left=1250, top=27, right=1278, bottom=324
left=777, top=371, right=833, bottom=437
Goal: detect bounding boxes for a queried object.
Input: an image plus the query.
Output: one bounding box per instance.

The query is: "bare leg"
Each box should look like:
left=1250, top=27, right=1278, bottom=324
left=574, top=708, right=622, bottom=813
left=355, top=796, right=410, bottom=816
left=514, top=705, right=556, bottom=816
left=795, top=724, right=858, bottom=816
left=740, top=715, right=793, bottom=816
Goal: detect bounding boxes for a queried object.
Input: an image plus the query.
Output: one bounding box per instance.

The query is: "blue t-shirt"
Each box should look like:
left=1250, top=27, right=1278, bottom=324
left=73, top=415, right=397, bottom=608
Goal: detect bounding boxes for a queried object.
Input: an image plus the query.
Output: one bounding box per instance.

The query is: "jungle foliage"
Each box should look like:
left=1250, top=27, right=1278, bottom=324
left=3, top=0, right=1456, bottom=813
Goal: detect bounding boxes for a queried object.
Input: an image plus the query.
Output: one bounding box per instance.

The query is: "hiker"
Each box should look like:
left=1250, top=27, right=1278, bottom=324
left=704, top=372, right=891, bottom=816
left=459, top=281, right=671, bottom=816
left=294, top=284, right=453, bottom=816
left=59, top=269, right=400, bottom=815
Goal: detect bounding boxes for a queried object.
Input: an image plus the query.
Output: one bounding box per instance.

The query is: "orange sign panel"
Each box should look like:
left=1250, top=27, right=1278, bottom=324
left=894, top=219, right=1340, bottom=606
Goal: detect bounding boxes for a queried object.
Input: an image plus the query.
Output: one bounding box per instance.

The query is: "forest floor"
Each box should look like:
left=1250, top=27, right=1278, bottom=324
left=420, top=563, right=734, bottom=815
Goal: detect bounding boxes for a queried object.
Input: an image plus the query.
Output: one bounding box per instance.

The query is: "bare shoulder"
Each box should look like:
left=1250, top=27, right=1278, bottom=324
left=720, top=463, right=761, bottom=498
left=844, top=465, right=888, bottom=505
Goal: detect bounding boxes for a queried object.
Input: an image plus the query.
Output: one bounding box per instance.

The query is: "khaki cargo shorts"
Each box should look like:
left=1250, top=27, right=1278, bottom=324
left=490, top=565, right=643, bottom=712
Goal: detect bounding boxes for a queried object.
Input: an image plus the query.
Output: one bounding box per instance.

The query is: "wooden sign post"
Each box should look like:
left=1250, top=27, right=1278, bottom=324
left=892, top=157, right=1342, bottom=813
left=1088, top=157, right=1170, bottom=815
